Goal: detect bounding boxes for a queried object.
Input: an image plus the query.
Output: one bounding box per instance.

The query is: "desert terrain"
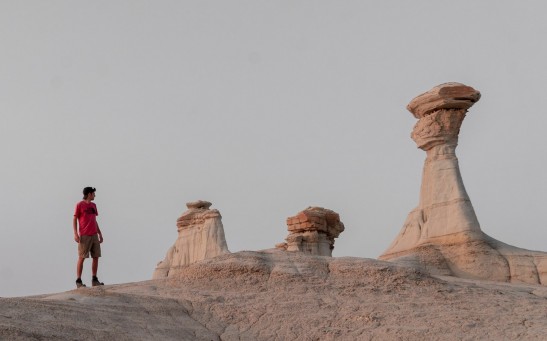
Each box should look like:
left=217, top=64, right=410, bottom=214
left=3, top=84, right=546, bottom=340
left=2, top=250, right=547, bottom=340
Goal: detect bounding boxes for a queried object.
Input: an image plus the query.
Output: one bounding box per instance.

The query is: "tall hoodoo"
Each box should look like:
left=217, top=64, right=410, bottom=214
left=385, top=83, right=483, bottom=252
left=380, top=83, right=547, bottom=285
left=153, top=200, right=229, bottom=279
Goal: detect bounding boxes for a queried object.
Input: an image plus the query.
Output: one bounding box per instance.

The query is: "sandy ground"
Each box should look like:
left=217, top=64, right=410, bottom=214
left=2, top=251, right=547, bottom=340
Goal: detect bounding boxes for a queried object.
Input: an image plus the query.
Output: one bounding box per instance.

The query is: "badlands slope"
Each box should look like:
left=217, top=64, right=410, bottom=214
left=2, top=250, right=547, bottom=340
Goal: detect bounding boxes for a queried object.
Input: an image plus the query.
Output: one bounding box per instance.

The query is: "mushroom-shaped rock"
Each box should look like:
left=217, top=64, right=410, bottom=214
left=277, top=207, right=344, bottom=256
left=153, top=201, right=230, bottom=279
left=380, top=83, right=547, bottom=285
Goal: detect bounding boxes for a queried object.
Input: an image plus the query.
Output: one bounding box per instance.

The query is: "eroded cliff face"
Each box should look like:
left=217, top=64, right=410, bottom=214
left=380, top=83, right=547, bottom=285
left=153, top=200, right=229, bottom=279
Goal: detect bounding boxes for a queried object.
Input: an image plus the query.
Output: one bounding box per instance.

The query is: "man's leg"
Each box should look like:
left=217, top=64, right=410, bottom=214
left=90, top=235, right=104, bottom=286
left=77, top=257, right=85, bottom=279
left=92, top=257, right=99, bottom=277
left=91, top=257, right=104, bottom=286
left=76, top=257, right=86, bottom=288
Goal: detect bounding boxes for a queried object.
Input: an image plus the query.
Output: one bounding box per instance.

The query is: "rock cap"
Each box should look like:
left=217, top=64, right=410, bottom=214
left=286, top=206, right=345, bottom=238
left=186, top=200, right=212, bottom=210
left=407, top=82, right=481, bottom=119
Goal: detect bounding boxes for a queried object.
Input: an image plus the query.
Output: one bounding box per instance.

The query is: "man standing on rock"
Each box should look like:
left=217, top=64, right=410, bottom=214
left=73, top=187, right=105, bottom=288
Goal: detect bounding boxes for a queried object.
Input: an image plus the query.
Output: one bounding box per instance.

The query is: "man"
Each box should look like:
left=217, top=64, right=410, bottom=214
left=73, top=187, right=104, bottom=288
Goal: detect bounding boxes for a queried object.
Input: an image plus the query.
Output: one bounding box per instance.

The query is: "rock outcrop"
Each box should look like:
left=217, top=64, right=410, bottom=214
left=153, top=200, right=229, bottom=278
left=380, top=82, right=547, bottom=285
left=276, top=207, right=344, bottom=256
left=6, top=251, right=547, bottom=340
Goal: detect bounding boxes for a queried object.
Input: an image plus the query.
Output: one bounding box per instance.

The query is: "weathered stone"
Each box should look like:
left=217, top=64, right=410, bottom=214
left=278, top=207, right=344, bottom=256
left=185, top=200, right=212, bottom=210
left=410, top=109, right=467, bottom=150
left=407, top=82, right=481, bottom=119
left=153, top=200, right=229, bottom=278
left=380, top=83, right=547, bottom=285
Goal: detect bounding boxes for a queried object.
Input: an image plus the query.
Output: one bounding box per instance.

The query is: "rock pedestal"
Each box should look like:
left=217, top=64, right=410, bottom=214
left=153, top=200, right=230, bottom=279
left=276, top=207, right=344, bottom=256
left=379, top=83, right=547, bottom=285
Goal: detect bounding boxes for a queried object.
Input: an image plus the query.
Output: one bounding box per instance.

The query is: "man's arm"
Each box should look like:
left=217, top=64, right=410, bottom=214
left=97, top=224, right=104, bottom=243
left=73, top=216, right=80, bottom=243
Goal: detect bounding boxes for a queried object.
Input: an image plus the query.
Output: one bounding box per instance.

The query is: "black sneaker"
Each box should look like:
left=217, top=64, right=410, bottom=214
left=76, top=278, right=86, bottom=288
left=92, top=276, right=104, bottom=287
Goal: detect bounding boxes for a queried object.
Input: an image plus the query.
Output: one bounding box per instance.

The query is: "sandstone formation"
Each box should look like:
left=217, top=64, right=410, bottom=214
left=380, top=83, right=547, bottom=285
left=4, top=251, right=547, bottom=340
left=153, top=200, right=229, bottom=278
left=276, top=207, right=344, bottom=256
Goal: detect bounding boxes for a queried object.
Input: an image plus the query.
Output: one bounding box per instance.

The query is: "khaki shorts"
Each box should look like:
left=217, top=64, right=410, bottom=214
left=78, top=234, right=101, bottom=258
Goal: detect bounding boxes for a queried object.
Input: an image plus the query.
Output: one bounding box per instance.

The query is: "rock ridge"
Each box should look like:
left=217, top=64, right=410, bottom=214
left=4, top=251, right=547, bottom=340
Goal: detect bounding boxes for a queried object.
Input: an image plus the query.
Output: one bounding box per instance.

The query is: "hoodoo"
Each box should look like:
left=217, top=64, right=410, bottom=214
left=380, top=83, right=547, bottom=285
left=276, top=207, right=344, bottom=256
left=153, top=200, right=229, bottom=278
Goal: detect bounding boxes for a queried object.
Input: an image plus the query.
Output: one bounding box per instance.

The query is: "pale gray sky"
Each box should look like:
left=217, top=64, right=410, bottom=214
left=1, top=1, right=546, bottom=297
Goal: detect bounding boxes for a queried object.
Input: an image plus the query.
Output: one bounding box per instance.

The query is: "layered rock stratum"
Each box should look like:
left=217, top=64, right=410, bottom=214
left=379, top=83, right=547, bottom=285
left=276, top=206, right=345, bottom=256
left=3, top=251, right=547, bottom=340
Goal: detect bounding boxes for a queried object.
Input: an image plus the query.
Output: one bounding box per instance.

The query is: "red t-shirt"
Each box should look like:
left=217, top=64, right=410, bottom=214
left=74, top=201, right=99, bottom=236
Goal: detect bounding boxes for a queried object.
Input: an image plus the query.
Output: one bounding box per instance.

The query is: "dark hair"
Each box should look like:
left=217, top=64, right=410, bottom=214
left=83, top=187, right=96, bottom=199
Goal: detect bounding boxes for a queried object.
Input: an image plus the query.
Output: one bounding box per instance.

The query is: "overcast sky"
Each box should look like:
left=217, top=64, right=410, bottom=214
left=1, top=1, right=546, bottom=297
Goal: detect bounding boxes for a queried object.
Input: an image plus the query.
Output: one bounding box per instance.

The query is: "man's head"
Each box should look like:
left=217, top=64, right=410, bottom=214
left=83, top=187, right=96, bottom=200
